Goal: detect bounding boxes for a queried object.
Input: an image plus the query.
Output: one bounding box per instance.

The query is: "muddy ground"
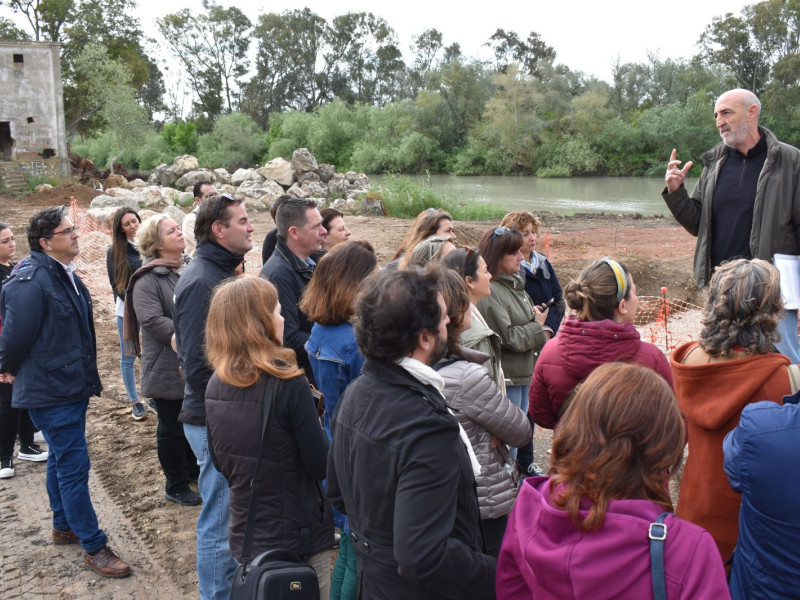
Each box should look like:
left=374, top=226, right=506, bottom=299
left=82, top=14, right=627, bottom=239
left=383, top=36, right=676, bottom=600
left=0, top=184, right=697, bottom=597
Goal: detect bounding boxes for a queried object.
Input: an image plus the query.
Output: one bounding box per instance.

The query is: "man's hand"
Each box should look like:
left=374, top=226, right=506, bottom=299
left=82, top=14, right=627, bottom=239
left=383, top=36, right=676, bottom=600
left=665, top=148, right=694, bottom=193
left=0, top=373, right=15, bottom=384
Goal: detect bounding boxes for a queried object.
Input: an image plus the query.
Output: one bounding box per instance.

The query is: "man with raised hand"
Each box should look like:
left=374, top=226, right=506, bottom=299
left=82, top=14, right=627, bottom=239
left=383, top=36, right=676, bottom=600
left=663, top=88, right=800, bottom=362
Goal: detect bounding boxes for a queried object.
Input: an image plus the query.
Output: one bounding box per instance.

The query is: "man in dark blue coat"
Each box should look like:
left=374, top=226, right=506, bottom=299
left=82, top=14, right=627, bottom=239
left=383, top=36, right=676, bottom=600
left=0, top=206, right=130, bottom=578
left=173, top=193, right=253, bottom=600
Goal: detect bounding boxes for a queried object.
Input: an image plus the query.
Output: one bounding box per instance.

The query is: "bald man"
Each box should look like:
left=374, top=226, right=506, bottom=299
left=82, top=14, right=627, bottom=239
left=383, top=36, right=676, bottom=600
left=663, top=88, right=800, bottom=362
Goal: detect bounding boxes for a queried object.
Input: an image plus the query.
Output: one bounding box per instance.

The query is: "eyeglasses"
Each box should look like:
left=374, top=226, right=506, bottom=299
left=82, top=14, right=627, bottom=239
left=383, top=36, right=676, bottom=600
left=212, top=194, right=236, bottom=221
left=51, top=226, right=79, bottom=237
left=492, top=226, right=510, bottom=241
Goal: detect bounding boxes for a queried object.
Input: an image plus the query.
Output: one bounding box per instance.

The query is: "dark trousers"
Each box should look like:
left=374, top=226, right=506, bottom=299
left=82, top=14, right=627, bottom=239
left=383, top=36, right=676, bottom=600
left=481, top=513, right=510, bottom=558
left=0, top=382, right=34, bottom=460
left=152, top=398, right=199, bottom=495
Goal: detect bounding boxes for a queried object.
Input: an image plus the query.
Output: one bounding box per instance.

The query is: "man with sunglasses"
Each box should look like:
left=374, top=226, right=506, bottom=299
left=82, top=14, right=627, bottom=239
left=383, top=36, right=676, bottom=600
left=173, top=193, right=253, bottom=600
left=0, top=206, right=131, bottom=578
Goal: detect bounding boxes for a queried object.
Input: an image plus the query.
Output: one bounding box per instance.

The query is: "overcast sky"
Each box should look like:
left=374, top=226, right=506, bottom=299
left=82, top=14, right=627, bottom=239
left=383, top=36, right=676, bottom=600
left=134, top=0, right=753, bottom=81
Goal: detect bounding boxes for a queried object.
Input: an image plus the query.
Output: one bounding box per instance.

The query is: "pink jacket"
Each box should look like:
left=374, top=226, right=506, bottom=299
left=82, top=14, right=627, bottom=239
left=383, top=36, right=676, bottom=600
left=497, top=477, right=730, bottom=600
left=529, top=317, right=673, bottom=429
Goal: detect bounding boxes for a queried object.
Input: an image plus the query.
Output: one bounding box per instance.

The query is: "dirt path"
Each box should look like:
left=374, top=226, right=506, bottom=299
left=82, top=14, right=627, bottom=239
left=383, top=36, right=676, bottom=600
left=0, top=185, right=698, bottom=597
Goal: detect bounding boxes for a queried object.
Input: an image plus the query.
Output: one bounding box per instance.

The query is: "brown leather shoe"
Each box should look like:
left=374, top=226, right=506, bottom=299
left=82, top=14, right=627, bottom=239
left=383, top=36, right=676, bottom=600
left=83, top=545, right=131, bottom=578
left=52, top=528, right=80, bottom=545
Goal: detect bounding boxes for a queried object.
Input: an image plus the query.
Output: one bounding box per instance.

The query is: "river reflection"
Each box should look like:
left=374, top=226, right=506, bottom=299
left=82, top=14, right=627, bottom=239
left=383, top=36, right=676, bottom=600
left=372, top=175, right=698, bottom=217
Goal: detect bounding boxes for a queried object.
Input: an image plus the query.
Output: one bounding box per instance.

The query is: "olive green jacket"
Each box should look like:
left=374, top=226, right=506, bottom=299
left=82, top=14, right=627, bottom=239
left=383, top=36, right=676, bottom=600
left=477, top=272, right=546, bottom=386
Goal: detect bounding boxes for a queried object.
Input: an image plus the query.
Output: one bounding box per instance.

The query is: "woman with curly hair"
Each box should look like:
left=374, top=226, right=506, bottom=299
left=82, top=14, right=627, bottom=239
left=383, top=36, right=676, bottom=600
left=671, top=258, right=799, bottom=563
left=497, top=362, right=730, bottom=599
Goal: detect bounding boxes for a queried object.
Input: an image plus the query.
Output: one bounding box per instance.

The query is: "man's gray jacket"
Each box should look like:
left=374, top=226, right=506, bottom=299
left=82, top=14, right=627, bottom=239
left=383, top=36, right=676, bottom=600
left=662, top=126, right=800, bottom=287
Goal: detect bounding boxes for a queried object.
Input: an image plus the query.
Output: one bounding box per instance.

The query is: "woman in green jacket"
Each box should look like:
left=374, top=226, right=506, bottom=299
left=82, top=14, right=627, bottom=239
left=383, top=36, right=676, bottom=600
left=477, top=227, right=547, bottom=467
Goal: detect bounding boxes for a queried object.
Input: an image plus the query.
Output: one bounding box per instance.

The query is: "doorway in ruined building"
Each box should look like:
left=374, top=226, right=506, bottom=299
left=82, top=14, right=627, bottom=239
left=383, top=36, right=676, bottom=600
left=0, top=123, right=12, bottom=161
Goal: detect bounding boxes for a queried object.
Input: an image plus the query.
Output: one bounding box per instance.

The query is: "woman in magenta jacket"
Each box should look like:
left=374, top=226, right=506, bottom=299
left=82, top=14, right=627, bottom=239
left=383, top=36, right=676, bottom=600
left=529, top=257, right=672, bottom=430
left=497, top=362, right=729, bottom=599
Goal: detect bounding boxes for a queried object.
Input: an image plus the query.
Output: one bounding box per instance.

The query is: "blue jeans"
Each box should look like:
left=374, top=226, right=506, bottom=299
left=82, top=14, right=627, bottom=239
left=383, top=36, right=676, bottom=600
left=775, top=309, right=800, bottom=364
left=183, top=423, right=236, bottom=600
left=28, top=398, right=107, bottom=554
left=506, top=385, right=530, bottom=460
left=116, top=315, right=140, bottom=404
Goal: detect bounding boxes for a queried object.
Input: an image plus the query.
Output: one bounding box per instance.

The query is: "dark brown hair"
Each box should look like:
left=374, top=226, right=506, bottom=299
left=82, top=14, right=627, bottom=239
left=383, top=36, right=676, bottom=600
left=478, top=227, right=523, bottom=277
left=111, top=207, right=141, bottom=295
left=549, top=362, right=684, bottom=531
left=300, top=240, right=377, bottom=325
left=439, top=267, right=471, bottom=355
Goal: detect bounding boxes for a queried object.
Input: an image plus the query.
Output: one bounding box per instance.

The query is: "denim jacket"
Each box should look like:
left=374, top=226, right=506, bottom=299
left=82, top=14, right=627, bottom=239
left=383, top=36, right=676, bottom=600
left=305, top=321, right=364, bottom=435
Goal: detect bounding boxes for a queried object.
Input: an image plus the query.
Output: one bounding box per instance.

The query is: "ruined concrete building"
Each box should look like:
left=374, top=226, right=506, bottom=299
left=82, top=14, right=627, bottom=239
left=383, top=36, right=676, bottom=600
left=0, top=40, right=69, bottom=194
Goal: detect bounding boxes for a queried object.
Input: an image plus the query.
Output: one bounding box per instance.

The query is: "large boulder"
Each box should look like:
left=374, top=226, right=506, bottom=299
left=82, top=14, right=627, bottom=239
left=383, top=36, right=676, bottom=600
left=332, top=198, right=359, bottom=214
left=90, top=194, right=138, bottom=210
left=140, top=188, right=168, bottom=209
left=317, top=163, right=335, bottom=183
left=297, top=171, right=320, bottom=184
left=152, top=164, right=177, bottom=188
left=301, top=180, right=328, bottom=198
left=86, top=206, right=121, bottom=228
left=257, top=157, right=294, bottom=187
left=163, top=205, right=186, bottom=224
left=327, top=174, right=350, bottom=197
left=291, top=148, right=318, bottom=172
left=286, top=183, right=309, bottom=198
left=213, top=168, right=232, bottom=185
left=231, top=168, right=257, bottom=186
left=173, top=155, right=199, bottom=178
left=128, top=178, right=147, bottom=188
left=175, top=168, right=216, bottom=189
left=34, top=183, right=53, bottom=193
left=175, top=191, right=194, bottom=207
left=242, top=198, right=268, bottom=212
left=104, top=187, right=131, bottom=198
left=344, top=171, right=358, bottom=184
left=105, top=173, right=127, bottom=189
left=352, top=173, right=371, bottom=190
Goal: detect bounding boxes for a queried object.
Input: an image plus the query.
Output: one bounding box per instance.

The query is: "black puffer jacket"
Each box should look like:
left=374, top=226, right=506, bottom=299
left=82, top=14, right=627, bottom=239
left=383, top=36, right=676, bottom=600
left=327, top=358, right=496, bottom=600
left=206, top=372, right=333, bottom=562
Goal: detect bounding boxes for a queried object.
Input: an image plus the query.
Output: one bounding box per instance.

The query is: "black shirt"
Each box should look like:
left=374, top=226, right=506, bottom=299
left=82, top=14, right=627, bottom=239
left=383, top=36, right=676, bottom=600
left=710, top=133, right=768, bottom=269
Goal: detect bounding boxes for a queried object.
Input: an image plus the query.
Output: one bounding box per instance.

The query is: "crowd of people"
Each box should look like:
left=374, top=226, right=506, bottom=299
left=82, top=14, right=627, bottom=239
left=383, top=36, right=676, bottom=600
left=1, top=86, right=800, bottom=599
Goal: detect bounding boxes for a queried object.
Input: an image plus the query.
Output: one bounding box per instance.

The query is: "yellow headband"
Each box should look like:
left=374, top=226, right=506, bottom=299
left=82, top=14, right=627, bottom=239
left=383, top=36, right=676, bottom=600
left=600, top=257, right=627, bottom=303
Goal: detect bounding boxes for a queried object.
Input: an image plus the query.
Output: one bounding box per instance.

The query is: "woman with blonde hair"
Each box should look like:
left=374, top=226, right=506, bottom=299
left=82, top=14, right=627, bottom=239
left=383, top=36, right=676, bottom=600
left=124, top=214, right=199, bottom=505
left=497, top=362, right=729, bottom=599
left=671, top=258, right=798, bottom=563
left=204, top=276, right=333, bottom=598
left=529, top=257, right=672, bottom=431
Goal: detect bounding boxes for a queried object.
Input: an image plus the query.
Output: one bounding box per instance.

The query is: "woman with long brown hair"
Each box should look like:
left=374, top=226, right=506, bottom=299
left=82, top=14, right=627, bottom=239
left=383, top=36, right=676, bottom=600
left=105, top=207, right=146, bottom=420
left=204, top=276, right=333, bottom=599
left=497, top=362, right=729, bottom=599
left=300, top=240, right=377, bottom=600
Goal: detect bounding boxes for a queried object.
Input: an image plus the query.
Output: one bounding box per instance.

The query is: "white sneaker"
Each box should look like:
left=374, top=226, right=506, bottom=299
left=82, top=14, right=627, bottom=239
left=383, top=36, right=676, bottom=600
left=17, top=444, right=48, bottom=462
left=33, top=431, right=45, bottom=444
left=0, top=457, right=14, bottom=478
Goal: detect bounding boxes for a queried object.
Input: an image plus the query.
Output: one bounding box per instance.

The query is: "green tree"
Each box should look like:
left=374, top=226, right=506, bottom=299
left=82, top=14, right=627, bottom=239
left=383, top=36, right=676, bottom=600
left=196, top=112, right=265, bottom=168
left=485, top=28, right=556, bottom=78
left=0, top=15, right=27, bottom=38
left=699, top=0, right=800, bottom=95
left=73, top=43, right=151, bottom=170
left=157, top=0, right=251, bottom=120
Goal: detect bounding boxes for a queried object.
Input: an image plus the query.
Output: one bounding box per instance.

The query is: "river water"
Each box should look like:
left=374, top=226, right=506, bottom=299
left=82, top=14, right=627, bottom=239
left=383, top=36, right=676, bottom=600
left=372, top=175, right=699, bottom=217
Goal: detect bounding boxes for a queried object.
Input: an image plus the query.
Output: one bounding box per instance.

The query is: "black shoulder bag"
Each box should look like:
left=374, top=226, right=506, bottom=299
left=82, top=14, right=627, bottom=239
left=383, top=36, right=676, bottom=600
left=229, top=378, right=320, bottom=600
